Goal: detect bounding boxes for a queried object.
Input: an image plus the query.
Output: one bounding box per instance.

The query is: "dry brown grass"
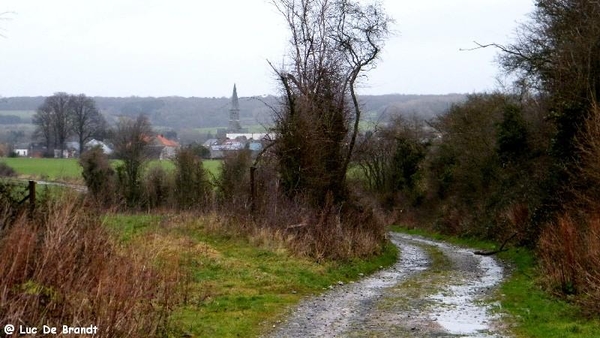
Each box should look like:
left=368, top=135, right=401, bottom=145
left=538, top=213, right=600, bottom=316
left=0, top=194, right=185, bottom=337
left=215, top=188, right=387, bottom=262
left=537, top=102, right=600, bottom=316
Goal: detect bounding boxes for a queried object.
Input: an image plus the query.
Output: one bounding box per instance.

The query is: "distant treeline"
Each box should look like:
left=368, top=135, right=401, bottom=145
left=0, top=94, right=466, bottom=129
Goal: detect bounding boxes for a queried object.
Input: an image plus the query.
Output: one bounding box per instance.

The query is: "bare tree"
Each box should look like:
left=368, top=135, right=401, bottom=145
left=69, top=94, right=106, bottom=157
left=32, top=104, right=54, bottom=156
left=33, top=93, right=106, bottom=157
left=271, top=0, right=392, bottom=204
left=33, top=93, right=72, bottom=158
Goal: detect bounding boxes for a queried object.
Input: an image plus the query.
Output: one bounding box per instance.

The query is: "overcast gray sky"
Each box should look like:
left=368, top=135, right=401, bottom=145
left=1, top=0, right=534, bottom=98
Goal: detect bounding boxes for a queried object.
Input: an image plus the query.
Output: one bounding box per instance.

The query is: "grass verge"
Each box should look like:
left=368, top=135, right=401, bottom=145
left=104, top=213, right=398, bottom=337
left=390, top=225, right=600, bottom=338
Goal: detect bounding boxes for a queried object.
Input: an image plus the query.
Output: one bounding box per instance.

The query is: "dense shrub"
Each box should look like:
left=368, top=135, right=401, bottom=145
left=216, top=149, right=252, bottom=209
left=355, top=115, right=429, bottom=209
left=143, top=165, right=173, bottom=210
left=186, top=142, right=210, bottom=159
left=422, top=93, right=551, bottom=242
left=173, top=147, right=211, bottom=210
left=79, top=146, right=116, bottom=207
left=112, top=115, right=152, bottom=208
left=0, top=180, right=30, bottom=229
left=0, top=162, right=16, bottom=177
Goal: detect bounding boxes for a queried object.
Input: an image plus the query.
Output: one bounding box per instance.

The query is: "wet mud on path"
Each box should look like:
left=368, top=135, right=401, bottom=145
left=265, top=233, right=508, bottom=337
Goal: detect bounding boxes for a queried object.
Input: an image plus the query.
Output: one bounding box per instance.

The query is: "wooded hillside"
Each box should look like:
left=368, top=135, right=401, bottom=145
left=0, top=94, right=465, bottom=129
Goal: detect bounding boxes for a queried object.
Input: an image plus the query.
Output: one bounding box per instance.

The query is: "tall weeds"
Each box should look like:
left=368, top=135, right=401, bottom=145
left=0, top=194, right=184, bottom=337
left=538, top=213, right=600, bottom=315
left=536, top=103, right=600, bottom=316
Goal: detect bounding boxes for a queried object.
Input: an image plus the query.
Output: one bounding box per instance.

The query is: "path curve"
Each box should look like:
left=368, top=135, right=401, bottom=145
left=265, top=232, right=508, bottom=337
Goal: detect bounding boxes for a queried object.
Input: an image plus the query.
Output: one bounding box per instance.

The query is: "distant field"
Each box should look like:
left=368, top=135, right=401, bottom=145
left=195, top=127, right=222, bottom=135
left=1, top=158, right=222, bottom=182
left=195, top=124, right=271, bottom=135
left=145, top=159, right=221, bottom=178
left=246, top=124, right=272, bottom=133
left=0, top=110, right=36, bottom=119
left=1, top=158, right=81, bottom=181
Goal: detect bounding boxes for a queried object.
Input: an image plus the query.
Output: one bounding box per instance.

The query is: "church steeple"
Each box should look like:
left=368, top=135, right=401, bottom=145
left=228, top=83, right=242, bottom=132
left=231, top=84, right=239, bottom=111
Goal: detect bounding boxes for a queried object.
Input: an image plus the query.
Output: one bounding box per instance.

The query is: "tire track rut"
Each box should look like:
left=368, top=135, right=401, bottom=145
left=265, top=233, right=508, bottom=337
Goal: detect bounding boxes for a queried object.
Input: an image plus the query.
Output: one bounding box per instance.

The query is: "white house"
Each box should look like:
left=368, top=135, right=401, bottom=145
left=86, top=139, right=113, bottom=155
left=225, top=133, right=275, bottom=141
left=14, top=148, right=28, bottom=157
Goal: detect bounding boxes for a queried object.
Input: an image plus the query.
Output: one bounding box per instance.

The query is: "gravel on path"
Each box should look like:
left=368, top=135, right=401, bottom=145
left=265, top=232, right=509, bottom=338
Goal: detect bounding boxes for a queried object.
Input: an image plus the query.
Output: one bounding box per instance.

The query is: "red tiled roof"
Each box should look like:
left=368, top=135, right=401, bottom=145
left=156, top=134, right=178, bottom=147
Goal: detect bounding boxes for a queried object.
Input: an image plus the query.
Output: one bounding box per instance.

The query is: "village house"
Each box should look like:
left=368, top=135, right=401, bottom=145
left=148, top=134, right=179, bottom=160
left=13, top=143, right=30, bottom=157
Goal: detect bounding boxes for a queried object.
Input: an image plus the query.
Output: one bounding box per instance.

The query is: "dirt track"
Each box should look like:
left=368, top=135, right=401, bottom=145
left=265, top=233, right=508, bottom=337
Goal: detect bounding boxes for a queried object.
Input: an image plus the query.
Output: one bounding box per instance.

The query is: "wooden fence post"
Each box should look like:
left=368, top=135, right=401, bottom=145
left=28, top=180, right=36, bottom=217
left=250, top=166, right=256, bottom=213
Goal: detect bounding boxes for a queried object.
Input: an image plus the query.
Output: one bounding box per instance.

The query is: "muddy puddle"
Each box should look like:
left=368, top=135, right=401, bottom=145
left=402, top=234, right=506, bottom=337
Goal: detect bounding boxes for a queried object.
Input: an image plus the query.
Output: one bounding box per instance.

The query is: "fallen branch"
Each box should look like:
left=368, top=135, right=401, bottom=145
left=286, top=223, right=306, bottom=230
left=474, top=232, right=517, bottom=256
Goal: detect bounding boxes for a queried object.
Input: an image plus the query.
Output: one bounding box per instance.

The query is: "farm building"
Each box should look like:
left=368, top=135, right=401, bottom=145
left=148, top=134, right=179, bottom=160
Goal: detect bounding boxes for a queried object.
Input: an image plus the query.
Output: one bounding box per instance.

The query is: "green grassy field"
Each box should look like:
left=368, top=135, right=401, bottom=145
left=391, top=226, right=600, bottom=338
left=0, top=157, right=223, bottom=182
left=1, top=158, right=82, bottom=181
left=104, top=214, right=398, bottom=337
